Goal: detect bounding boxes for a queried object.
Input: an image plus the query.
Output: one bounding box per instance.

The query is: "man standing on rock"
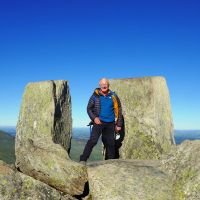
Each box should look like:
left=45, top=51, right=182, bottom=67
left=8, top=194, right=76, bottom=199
left=80, top=78, right=123, bottom=164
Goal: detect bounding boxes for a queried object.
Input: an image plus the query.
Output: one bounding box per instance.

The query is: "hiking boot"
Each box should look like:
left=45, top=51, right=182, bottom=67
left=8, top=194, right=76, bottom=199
left=79, top=161, right=87, bottom=166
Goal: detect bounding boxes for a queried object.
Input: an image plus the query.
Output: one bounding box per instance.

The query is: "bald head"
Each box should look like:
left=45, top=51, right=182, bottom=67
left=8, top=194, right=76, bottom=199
left=99, top=78, right=110, bottom=93
left=99, top=78, right=110, bottom=87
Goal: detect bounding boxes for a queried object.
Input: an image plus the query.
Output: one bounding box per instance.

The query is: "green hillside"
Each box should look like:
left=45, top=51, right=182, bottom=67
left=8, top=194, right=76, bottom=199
left=70, top=139, right=103, bottom=162
left=0, top=130, right=16, bottom=164
left=0, top=130, right=103, bottom=164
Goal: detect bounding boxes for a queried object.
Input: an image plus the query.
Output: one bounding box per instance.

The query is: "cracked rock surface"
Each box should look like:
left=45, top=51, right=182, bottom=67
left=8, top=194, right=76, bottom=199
left=15, top=80, right=87, bottom=196
left=109, top=76, right=175, bottom=160
left=87, top=159, right=173, bottom=200
left=0, top=160, right=76, bottom=200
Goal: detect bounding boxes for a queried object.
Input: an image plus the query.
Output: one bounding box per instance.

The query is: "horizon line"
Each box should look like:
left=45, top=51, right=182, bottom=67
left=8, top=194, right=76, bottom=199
left=0, top=125, right=200, bottom=131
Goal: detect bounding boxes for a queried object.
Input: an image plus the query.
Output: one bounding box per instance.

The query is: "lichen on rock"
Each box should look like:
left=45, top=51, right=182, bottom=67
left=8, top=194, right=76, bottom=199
left=15, top=80, right=87, bottom=196
left=0, top=160, right=76, bottom=200
left=109, top=76, right=175, bottom=160
left=161, top=140, right=200, bottom=199
left=87, top=159, right=173, bottom=200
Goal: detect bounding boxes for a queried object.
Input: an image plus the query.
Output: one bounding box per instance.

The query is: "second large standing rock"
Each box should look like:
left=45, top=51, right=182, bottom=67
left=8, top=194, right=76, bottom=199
left=109, top=76, right=175, bottom=159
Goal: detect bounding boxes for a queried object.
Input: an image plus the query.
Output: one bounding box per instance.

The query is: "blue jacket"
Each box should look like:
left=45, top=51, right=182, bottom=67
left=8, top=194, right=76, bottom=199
left=87, top=88, right=123, bottom=127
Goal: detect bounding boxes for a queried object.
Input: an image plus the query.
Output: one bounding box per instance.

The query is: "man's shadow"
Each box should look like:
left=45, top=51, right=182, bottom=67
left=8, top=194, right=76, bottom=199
left=103, top=115, right=125, bottom=159
left=114, top=115, right=125, bottom=159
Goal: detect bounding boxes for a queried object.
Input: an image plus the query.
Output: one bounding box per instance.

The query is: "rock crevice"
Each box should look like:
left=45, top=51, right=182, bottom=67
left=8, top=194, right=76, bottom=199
left=15, top=80, right=87, bottom=196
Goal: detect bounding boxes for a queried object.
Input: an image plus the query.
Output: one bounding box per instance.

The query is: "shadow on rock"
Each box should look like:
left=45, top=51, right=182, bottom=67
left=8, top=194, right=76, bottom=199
left=73, top=181, right=90, bottom=200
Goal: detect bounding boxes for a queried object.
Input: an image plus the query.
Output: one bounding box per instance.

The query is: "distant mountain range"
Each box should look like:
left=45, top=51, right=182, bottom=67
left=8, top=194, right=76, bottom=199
left=0, top=126, right=16, bottom=136
left=0, top=126, right=94, bottom=140
left=0, top=126, right=200, bottom=145
left=1, top=126, right=200, bottom=165
left=0, top=127, right=102, bottom=164
left=0, top=130, right=15, bottom=164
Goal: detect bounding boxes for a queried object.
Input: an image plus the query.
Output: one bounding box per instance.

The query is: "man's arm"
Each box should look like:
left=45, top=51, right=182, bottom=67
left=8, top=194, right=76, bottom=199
left=87, top=95, right=96, bottom=121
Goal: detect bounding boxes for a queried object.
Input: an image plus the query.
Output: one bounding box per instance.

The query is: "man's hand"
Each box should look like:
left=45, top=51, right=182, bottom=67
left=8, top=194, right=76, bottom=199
left=115, top=126, right=121, bottom=133
left=94, top=117, right=102, bottom=125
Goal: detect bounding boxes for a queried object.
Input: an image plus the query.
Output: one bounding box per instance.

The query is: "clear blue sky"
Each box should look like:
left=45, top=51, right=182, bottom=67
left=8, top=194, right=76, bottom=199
left=0, top=0, right=199, bottom=129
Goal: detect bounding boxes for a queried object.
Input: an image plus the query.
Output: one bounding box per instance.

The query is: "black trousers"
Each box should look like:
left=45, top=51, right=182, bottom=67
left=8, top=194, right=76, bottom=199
left=80, top=121, right=115, bottom=161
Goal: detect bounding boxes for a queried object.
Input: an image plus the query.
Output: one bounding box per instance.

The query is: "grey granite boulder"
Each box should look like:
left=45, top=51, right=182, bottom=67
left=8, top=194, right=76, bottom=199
left=109, top=76, right=175, bottom=159
left=87, top=159, right=173, bottom=200
left=15, top=80, right=87, bottom=195
left=0, top=160, right=76, bottom=200
left=161, top=140, right=200, bottom=199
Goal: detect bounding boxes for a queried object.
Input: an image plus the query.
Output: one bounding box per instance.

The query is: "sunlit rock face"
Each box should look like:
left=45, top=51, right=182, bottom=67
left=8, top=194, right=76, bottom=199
left=161, top=140, right=200, bottom=199
left=15, top=80, right=87, bottom=195
left=109, top=76, right=175, bottom=160
left=0, top=160, right=76, bottom=200
left=87, top=159, right=173, bottom=200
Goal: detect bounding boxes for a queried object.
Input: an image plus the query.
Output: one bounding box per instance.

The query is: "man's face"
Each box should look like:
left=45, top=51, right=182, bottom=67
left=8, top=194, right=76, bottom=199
left=100, top=81, right=109, bottom=93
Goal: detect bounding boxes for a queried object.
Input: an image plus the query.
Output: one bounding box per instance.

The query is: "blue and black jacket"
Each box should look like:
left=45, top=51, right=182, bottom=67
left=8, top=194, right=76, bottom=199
left=87, top=88, right=123, bottom=127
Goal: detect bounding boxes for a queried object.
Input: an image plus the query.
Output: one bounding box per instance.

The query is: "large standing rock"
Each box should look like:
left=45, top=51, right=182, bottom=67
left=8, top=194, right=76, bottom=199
left=161, top=140, right=200, bottom=199
left=15, top=80, right=87, bottom=195
left=87, top=159, right=173, bottom=200
left=0, top=160, right=76, bottom=200
left=109, top=76, right=175, bottom=159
